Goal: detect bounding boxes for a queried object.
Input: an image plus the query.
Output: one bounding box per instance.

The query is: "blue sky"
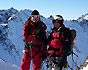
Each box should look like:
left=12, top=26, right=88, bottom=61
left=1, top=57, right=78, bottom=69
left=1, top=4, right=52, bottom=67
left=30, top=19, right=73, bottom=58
left=0, top=0, right=88, bottom=20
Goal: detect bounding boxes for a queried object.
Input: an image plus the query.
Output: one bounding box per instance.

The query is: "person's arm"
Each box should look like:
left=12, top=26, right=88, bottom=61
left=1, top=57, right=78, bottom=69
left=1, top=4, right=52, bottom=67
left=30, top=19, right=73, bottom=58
left=23, top=23, right=36, bottom=42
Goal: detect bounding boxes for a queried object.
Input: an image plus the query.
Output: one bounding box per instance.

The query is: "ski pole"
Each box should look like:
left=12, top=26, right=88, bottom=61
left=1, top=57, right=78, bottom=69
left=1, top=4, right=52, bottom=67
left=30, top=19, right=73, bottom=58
left=68, top=64, right=73, bottom=70
left=73, top=52, right=78, bottom=57
left=29, top=45, right=33, bottom=70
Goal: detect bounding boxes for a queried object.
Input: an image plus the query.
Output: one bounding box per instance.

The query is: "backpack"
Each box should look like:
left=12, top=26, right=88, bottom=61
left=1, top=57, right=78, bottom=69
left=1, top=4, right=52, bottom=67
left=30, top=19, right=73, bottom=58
left=61, top=28, right=76, bottom=56
left=68, top=28, right=76, bottom=55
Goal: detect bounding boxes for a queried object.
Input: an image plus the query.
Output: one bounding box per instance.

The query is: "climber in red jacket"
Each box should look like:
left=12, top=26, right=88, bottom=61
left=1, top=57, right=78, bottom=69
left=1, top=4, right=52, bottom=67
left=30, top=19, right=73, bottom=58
left=47, top=15, right=72, bottom=69
left=20, top=10, right=47, bottom=70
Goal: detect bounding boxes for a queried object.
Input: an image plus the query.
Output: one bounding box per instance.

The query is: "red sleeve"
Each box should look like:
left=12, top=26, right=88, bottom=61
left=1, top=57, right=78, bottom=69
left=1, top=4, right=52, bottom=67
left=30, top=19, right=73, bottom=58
left=23, top=23, right=36, bottom=42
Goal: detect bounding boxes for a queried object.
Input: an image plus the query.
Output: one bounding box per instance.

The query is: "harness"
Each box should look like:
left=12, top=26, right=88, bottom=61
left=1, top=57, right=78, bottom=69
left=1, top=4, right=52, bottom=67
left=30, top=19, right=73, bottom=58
left=25, top=44, right=42, bottom=58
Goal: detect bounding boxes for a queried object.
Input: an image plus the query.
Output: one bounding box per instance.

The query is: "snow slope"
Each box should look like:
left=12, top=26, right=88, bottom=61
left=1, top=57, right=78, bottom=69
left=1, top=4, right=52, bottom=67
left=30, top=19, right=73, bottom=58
left=0, top=58, right=19, bottom=70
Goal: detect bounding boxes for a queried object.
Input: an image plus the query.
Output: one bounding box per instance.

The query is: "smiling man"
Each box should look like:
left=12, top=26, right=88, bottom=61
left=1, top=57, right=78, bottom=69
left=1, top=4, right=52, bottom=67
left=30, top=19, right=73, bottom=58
left=20, top=10, right=47, bottom=70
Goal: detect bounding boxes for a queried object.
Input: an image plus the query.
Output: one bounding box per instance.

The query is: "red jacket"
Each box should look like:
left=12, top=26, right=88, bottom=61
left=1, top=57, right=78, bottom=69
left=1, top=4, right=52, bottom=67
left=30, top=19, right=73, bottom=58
left=48, top=26, right=69, bottom=56
left=23, top=17, right=47, bottom=55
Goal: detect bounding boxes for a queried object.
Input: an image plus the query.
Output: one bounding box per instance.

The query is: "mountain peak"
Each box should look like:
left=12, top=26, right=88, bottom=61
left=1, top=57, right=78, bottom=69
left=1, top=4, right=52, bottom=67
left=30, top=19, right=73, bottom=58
left=8, top=7, right=18, bottom=12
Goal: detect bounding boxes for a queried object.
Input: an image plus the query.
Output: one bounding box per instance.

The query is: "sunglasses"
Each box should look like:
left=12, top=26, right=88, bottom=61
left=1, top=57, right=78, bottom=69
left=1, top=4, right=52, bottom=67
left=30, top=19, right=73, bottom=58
left=32, top=15, right=40, bottom=18
left=53, top=19, right=61, bottom=23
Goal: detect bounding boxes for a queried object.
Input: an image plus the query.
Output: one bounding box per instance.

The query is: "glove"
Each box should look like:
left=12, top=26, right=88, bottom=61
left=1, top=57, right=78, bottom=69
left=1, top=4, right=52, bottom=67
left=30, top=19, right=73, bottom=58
left=35, top=31, right=45, bottom=40
left=35, top=33, right=41, bottom=39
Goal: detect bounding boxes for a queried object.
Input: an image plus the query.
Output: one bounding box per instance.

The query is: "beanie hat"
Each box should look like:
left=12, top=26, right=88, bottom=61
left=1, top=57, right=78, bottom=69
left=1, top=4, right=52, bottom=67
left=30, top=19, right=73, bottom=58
left=31, top=10, right=39, bottom=15
left=52, top=15, right=64, bottom=26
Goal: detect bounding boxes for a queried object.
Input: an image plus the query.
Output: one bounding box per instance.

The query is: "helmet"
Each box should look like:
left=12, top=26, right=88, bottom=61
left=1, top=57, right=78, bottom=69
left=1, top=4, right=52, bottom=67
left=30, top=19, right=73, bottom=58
left=52, top=15, right=64, bottom=26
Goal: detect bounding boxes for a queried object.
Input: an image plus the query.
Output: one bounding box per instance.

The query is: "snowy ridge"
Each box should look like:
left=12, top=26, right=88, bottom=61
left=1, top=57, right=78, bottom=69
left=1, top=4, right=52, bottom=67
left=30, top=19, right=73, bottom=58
left=78, top=13, right=88, bottom=20
left=77, top=13, right=88, bottom=29
left=0, top=7, right=18, bottom=24
left=0, top=58, right=19, bottom=70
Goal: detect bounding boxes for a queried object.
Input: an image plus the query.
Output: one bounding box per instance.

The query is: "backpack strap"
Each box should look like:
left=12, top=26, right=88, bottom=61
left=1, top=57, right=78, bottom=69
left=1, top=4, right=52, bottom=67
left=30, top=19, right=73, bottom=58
left=39, top=21, right=47, bottom=30
left=58, top=27, right=72, bottom=53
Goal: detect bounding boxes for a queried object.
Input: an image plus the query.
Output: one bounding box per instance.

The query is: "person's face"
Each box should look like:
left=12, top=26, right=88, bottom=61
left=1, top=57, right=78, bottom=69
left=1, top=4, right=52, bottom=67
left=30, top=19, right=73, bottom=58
left=31, top=15, right=40, bottom=23
left=53, top=22, right=61, bottom=28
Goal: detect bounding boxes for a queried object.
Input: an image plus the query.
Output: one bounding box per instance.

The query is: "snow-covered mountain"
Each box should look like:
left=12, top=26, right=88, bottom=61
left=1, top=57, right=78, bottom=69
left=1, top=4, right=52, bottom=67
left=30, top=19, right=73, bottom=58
left=77, top=13, right=88, bottom=21
left=77, top=13, right=88, bottom=26
left=47, top=15, right=54, bottom=20
left=0, top=8, right=88, bottom=70
left=77, top=13, right=88, bottom=33
left=0, top=7, right=18, bottom=24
